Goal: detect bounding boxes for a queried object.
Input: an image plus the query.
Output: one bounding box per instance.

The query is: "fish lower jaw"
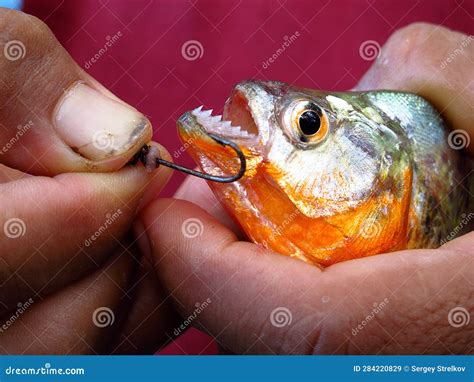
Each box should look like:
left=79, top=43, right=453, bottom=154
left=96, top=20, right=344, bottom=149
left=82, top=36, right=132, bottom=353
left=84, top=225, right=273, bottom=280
left=191, top=106, right=256, bottom=139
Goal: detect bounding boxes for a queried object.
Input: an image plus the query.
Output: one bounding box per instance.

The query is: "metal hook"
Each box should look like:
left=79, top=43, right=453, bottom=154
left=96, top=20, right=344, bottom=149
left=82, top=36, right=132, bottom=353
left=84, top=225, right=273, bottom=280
left=131, top=133, right=246, bottom=183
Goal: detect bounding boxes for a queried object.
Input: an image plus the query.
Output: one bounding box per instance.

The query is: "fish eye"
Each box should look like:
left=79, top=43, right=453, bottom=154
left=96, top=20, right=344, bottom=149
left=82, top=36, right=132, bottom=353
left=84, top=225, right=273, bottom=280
left=298, top=110, right=321, bottom=136
left=288, top=101, right=329, bottom=144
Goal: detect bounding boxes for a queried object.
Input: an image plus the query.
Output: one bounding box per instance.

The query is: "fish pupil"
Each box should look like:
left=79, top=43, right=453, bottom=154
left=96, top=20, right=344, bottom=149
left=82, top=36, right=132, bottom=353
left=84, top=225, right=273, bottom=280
left=299, top=110, right=321, bottom=136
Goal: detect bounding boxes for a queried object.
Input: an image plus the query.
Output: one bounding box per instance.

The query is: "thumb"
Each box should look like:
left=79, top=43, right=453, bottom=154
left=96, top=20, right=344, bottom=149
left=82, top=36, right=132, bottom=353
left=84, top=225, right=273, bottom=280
left=356, top=23, right=474, bottom=155
left=140, top=198, right=323, bottom=353
left=0, top=9, right=151, bottom=175
left=142, top=199, right=474, bottom=355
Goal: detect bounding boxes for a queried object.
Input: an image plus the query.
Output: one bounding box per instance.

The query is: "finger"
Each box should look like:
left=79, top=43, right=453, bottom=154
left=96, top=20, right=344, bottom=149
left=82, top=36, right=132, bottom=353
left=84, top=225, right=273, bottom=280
left=175, top=175, right=243, bottom=236
left=108, top=256, right=180, bottom=354
left=141, top=198, right=322, bottom=354
left=0, top=164, right=28, bottom=183
left=0, top=248, right=133, bottom=354
left=440, top=231, right=474, bottom=253
left=142, top=199, right=474, bottom=354
left=138, top=142, right=174, bottom=210
left=103, top=216, right=181, bottom=354
left=0, top=160, right=171, bottom=315
left=0, top=9, right=152, bottom=174
left=356, top=23, right=474, bottom=155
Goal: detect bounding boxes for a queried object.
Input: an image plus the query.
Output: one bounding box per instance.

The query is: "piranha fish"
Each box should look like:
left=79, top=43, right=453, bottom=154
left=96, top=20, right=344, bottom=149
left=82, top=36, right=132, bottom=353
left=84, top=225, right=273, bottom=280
left=177, top=80, right=471, bottom=266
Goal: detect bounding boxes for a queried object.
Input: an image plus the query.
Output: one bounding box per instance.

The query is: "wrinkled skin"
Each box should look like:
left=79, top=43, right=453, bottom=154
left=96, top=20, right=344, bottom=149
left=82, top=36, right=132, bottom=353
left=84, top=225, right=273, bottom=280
left=142, top=23, right=474, bottom=354
left=0, top=9, right=178, bottom=354
left=1, top=9, right=472, bottom=356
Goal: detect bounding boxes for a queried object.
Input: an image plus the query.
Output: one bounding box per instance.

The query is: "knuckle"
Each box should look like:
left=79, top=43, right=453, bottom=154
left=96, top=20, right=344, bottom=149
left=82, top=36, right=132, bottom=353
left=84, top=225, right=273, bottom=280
left=382, top=22, right=468, bottom=67
left=0, top=9, right=51, bottom=42
left=0, top=10, right=73, bottom=125
left=348, top=282, right=474, bottom=354
left=382, top=23, right=436, bottom=62
left=389, top=22, right=438, bottom=43
left=377, top=23, right=449, bottom=78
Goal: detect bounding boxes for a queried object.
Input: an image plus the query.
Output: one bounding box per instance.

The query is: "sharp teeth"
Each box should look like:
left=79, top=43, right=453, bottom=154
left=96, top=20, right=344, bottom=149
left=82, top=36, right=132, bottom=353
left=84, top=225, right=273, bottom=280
left=221, top=121, right=232, bottom=128
left=191, top=106, right=254, bottom=138
left=211, top=115, right=222, bottom=126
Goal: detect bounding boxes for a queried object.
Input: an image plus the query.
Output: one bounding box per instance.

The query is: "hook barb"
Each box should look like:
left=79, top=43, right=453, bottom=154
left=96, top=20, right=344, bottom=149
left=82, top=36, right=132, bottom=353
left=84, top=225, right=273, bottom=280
left=131, top=133, right=246, bottom=183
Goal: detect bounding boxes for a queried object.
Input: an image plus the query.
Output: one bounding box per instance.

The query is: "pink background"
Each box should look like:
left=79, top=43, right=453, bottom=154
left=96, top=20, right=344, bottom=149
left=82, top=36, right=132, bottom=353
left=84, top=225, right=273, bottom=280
left=23, top=0, right=474, bottom=354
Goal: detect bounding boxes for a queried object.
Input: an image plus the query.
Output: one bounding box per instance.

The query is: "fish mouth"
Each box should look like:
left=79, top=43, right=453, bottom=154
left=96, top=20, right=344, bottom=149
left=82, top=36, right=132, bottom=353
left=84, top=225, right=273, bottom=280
left=177, top=89, right=261, bottom=179
left=180, top=89, right=260, bottom=143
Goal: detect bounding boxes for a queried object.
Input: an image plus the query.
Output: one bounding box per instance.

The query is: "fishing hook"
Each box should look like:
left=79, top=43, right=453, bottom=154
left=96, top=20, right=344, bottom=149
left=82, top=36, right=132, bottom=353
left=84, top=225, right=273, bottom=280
left=130, top=133, right=247, bottom=183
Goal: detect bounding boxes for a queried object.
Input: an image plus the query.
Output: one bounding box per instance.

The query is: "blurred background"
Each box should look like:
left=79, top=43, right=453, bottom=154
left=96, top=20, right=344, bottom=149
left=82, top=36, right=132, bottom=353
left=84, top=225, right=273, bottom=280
left=16, top=0, right=474, bottom=354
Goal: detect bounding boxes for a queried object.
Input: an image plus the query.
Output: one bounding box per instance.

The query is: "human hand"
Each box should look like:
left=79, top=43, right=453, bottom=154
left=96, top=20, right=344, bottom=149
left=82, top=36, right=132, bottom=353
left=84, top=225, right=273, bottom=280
left=0, top=9, right=178, bottom=354
left=141, top=23, right=474, bottom=354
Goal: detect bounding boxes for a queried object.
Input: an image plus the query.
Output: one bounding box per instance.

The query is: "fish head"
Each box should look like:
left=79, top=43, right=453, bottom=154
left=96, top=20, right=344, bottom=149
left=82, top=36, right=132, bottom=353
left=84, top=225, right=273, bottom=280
left=177, top=81, right=412, bottom=265
left=177, top=81, right=276, bottom=179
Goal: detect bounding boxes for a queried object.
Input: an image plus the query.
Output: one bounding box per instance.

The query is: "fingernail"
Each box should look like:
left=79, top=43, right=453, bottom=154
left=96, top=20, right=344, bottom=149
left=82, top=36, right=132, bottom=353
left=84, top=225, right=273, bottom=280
left=54, top=82, right=150, bottom=161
